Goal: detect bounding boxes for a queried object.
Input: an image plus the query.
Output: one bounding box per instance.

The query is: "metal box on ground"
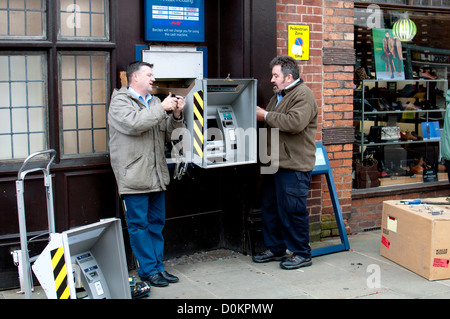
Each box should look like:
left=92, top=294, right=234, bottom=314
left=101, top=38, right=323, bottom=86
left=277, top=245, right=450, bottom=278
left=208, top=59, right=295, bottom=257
left=381, top=198, right=450, bottom=280
left=33, top=218, right=131, bottom=299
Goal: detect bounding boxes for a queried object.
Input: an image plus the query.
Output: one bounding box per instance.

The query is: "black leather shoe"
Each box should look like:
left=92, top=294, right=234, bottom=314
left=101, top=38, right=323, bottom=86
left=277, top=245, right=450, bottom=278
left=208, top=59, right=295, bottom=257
left=280, top=254, right=312, bottom=270
left=252, top=250, right=286, bottom=263
left=160, top=271, right=179, bottom=283
left=141, top=273, right=169, bottom=287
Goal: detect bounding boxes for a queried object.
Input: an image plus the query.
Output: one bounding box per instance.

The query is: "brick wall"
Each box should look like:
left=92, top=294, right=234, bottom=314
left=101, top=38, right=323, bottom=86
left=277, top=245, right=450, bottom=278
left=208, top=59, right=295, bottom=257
left=351, top=187, right=450, bottom=232
left=275, top=1, right=450, bottom=240
left=276, top=0, right=355, bottom=239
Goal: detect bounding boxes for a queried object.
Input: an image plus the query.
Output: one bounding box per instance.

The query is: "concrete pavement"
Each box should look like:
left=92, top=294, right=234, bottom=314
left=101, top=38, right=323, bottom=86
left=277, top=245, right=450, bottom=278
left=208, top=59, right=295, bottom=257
left=2, top=230, right=450, bottom=300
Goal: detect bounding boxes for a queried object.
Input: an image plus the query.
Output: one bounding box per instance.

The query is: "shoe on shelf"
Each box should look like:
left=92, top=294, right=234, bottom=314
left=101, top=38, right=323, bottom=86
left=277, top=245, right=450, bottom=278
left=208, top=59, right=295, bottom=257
left=280, top=254, right=312, bottom=270
left=252, top=249, right=286, bottom=263
left=410, top=157, right=430, bottom=175
left=419, top=68, right=438, bottom=79
left=400, top=130, right=418, bottom=141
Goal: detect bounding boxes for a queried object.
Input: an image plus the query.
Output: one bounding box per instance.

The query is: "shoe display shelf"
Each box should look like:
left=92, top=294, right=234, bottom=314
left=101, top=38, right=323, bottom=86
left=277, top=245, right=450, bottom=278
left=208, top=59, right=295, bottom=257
left=353, top=79, right=448, bottom=188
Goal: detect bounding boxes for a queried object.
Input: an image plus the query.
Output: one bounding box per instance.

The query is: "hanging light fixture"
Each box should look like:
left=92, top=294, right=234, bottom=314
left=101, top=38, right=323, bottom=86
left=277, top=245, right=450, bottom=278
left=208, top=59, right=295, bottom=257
left=392, top=14, right=417, bottom=42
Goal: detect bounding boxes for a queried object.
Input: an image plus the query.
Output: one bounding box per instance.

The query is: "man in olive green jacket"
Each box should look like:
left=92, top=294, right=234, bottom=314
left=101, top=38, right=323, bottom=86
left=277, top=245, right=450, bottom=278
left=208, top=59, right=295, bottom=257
left=108, top=61, right=184, bottom=287
left=254, top=55, right=318, bottom=270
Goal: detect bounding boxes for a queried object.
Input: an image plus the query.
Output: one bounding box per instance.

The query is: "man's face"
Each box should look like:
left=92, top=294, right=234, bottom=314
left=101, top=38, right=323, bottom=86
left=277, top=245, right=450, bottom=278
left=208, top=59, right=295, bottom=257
left=271, top=65, right=291, bottom=94
left=132, top=65, right=155, bottom=95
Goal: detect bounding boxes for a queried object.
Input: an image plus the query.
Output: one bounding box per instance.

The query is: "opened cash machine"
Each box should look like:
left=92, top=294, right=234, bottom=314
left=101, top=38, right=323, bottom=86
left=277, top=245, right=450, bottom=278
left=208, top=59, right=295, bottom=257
left=142, top=46, right=257, bottom=169
left=33, top=218, right=131, bottom=299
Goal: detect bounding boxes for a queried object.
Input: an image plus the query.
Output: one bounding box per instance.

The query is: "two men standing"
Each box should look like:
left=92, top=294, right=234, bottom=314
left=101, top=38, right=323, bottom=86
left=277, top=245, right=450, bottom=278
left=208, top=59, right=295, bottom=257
left=108, top=55, right=318, bottom=289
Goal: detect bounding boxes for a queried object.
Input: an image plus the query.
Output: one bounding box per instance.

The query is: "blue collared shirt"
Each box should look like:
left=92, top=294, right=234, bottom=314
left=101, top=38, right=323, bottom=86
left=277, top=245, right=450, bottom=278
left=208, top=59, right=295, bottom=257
left=128, top=87, right=153, bottom=108
left=265, top=78, right=301, bottom=120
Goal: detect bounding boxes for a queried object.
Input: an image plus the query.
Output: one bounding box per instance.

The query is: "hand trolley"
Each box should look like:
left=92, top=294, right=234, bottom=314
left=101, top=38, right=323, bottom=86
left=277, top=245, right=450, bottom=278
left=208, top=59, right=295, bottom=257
left=13, top=149, right=57, bottom=299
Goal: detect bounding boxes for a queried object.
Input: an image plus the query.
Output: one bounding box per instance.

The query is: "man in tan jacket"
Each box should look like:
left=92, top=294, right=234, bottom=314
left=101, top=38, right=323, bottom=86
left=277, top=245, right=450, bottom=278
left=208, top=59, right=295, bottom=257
left=108, top=61, right=184, bottom=287
left=254, top=55, right=318, bottom=270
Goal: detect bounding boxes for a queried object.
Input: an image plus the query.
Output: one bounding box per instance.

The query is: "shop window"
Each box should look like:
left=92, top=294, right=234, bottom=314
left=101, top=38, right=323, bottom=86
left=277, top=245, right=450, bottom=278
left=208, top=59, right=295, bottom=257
left=353, top=5, right=449, bottom=189
left=59, top=52, right=109, bottom=156
left=356, top=0, right=450, bottom=8
left=59, top=0, right=109, bottom=40
left=0, top=53, right=47, bottom=160
left=0, top=0, right=46, bottom=39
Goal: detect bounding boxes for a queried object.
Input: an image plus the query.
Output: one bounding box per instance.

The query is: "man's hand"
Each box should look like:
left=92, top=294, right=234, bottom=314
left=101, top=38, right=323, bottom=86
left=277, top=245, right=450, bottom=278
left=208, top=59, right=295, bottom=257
left=173, top=95, right=185, bottom=119
left=256, top=106, right=268, bottom=122
left=161, top=92, right=178, bottom=112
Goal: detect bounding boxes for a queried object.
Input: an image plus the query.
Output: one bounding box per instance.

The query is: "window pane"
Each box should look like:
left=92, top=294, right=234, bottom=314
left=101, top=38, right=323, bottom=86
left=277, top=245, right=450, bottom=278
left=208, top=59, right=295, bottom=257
left=0, top=109, right=11, bottom=134
left=357, top=0, right=450, bottom=7
left=59, top=0, right=109, bottom=40
left=0, top=136, right=12, bottom=159
left=63, top=131, right=77, bottom=155
left=29, top=133, right=45, bottom=154
left=0, top=83, right=10, bottom=106
left=94, top=129, right=107, bottom=152
left=0, top=0, right=46, bottom=39
left=10, top=55, right=26, bottom=81
left=12, top=108, right=28, bottom=133
left=59, top=52, right=109, bottom=157
left=12, top=134, right=29, bottom=159
left=0, top=53, right=47, bottom=160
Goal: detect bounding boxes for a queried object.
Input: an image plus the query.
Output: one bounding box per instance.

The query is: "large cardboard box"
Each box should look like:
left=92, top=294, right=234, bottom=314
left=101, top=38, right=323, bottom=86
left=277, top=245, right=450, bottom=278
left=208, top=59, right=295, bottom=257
left=380, top=198, right=450, bottom=280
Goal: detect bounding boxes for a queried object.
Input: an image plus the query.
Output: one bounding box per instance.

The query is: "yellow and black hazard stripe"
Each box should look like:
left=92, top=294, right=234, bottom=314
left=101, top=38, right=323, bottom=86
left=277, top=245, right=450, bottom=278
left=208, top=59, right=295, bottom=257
left=51, top=247, right=71, bottom=299
left=193, top=90, right=204, bottom=158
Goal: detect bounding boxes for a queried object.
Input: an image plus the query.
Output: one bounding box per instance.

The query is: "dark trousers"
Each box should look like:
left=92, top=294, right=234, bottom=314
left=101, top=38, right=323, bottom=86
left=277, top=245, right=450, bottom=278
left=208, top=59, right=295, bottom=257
left=123, top=192, right=166, bottom=278
left=261, top=169, right=312, bottom=258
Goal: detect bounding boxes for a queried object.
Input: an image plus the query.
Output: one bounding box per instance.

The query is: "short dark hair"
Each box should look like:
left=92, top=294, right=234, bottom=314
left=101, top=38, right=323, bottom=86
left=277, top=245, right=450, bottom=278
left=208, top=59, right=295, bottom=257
left=270, top=55, right=299, bottom=80
left=126, top=61, right=154, bottom=84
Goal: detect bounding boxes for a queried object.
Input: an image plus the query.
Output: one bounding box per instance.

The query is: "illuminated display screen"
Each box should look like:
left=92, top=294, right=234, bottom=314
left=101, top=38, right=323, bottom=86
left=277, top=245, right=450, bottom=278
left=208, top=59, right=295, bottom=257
left=145, top=0, right=205, bottom=42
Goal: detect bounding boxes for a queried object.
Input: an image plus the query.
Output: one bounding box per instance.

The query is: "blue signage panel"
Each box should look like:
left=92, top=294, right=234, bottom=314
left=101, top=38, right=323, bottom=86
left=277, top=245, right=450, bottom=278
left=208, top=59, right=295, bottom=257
left=145, top=0, right=205, bottom=42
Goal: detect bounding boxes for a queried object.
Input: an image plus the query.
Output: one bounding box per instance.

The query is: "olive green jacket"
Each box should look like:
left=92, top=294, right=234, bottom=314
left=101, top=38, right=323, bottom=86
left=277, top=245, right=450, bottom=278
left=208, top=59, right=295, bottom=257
left=264, top=81, right=318, bottom=172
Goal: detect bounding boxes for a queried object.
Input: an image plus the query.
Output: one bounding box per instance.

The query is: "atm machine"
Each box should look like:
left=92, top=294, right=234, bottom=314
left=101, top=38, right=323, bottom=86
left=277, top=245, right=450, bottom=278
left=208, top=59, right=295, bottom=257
left=142, top=46, right=257, bottom=170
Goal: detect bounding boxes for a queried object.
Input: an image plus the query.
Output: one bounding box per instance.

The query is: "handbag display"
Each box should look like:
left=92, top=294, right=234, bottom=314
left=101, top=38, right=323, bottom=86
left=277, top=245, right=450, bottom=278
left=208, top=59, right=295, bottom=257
left=381, top=126, right=401, bottom=141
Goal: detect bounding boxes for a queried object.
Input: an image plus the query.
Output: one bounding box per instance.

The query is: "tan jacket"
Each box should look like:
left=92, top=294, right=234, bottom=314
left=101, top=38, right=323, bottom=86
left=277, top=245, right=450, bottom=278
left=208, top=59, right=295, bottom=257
left=264, top=81, right=318, bottom=172
left=108, top=87, right=183, bottom=195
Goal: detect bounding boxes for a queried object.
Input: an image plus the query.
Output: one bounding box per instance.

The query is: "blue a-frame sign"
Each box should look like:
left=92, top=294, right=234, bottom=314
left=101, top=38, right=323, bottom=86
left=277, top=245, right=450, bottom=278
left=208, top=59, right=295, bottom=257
left=311, top=143, right=350, bottom=257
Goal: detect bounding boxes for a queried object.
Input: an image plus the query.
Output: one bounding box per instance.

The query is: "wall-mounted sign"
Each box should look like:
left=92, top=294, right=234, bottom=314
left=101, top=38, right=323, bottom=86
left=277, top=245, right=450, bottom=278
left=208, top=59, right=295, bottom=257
left=145, top=0, right=205, bottom=43
left=288, top=25, right=310, bottom=61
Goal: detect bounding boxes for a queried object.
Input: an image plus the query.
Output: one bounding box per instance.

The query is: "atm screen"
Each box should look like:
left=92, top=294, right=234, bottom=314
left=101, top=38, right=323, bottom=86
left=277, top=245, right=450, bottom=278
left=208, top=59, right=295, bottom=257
left=222, top=112, right=233, bottom=120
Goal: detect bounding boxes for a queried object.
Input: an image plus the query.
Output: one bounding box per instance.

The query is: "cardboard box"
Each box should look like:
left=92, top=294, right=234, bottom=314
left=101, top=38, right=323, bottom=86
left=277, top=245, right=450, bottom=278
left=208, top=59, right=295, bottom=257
left=380, top=198, right=450, bottom=280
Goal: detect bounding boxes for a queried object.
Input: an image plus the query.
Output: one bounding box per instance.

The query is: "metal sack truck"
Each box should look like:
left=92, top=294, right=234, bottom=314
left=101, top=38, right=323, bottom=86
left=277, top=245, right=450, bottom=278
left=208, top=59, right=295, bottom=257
left=12, top=149, right=57, bottom=299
